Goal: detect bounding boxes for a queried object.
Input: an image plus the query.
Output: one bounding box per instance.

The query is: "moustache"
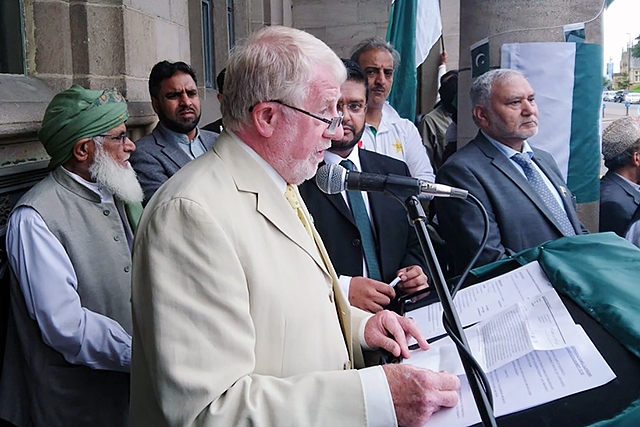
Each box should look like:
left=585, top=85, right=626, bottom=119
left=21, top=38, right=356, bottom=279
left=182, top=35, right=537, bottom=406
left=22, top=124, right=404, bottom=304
left=371, top=85, right=385, bottom=92
left=343, top=124, right=356, bottom=133
left=178, top=106, right=197, bottom=114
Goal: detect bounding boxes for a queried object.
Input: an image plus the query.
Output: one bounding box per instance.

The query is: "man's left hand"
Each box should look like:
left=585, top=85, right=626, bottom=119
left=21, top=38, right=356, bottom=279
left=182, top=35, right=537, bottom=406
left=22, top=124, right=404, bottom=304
left=364, top=310, right=429, bottom=359
left=395, top=265, right=429, bottom=294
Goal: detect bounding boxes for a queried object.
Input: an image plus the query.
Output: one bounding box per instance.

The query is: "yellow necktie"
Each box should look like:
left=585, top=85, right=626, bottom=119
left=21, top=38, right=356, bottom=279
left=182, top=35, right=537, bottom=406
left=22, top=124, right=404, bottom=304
left=284, top=184, right=354, bottom=366
left=284, top=184, right=314, bottom=239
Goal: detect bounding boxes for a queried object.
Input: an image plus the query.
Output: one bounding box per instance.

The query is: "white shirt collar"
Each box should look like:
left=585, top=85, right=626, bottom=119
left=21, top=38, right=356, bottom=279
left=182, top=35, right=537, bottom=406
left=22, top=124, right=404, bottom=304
left=60, top=166, right=114, bottom=203
left=227, top=130, right=287, bottom=193
left=482, top=131, right=534, bottom=159
left=323, top=147, right=363, bottom=171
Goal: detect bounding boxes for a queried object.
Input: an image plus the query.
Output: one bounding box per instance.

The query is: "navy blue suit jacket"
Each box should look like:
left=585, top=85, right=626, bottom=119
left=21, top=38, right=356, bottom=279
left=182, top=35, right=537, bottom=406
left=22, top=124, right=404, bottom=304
left=299, top=149, right=426, bottom=284
left=599, top=170, right=640, bottom=237
left=435, top=132, right=586, bottom=273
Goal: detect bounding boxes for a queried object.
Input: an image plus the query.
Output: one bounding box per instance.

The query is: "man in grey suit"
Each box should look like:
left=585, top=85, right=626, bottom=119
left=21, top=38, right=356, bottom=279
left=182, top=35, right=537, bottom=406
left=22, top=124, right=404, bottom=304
left=599, top=116, right=640, bottom=237
left=130, top=60, right=218, bottom=205
left=435, top=69, right=585, bottom=274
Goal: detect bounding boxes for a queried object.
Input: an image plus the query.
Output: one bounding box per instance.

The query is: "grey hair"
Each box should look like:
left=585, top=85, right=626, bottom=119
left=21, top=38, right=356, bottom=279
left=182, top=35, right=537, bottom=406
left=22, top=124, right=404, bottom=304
left=470, top=69, right=526, bottom=108
left=470, top=69, right=527, bottom=126
left=221, top=26, right=347, bottom=132
left=350, top=37, right=401, bottom=71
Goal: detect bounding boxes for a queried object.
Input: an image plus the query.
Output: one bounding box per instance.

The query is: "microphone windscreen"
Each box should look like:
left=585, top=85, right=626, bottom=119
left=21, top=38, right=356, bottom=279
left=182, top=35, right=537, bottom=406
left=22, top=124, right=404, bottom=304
left=315, top=163, right=347, bottom=194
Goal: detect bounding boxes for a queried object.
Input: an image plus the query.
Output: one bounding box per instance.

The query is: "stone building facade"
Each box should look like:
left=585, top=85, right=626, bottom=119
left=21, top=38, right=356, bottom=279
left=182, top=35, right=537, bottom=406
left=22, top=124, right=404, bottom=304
left=0, top=2, right=456, bottom=386
left=0, top=0, right=456, bottom=230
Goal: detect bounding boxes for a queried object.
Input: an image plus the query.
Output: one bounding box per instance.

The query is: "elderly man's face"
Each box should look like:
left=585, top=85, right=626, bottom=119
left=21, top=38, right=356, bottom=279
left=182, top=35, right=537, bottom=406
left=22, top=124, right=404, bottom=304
left=357, top=48, right=394, bottom=109
left=479, top=75, right=539, bottom=150
left=92, top=123, right=135, bottom=165
left=153, top=71, right=202, bottom=136
left=269, top=68, right=344, bottom=185
left=89, top=123, right=143, bottom=203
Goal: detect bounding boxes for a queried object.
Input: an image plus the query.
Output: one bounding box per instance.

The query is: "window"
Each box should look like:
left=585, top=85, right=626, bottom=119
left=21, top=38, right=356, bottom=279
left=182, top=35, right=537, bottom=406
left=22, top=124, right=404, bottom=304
left=227, top=0, right=235, bottom=49
left=201, top=0, right=215, bottom=88
left=0, top=0, right=25, bottom=74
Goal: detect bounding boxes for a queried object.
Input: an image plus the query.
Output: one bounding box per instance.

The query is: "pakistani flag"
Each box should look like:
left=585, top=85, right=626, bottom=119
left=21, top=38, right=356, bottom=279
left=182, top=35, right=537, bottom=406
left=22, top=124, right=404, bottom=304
left=386, top=0, right=442, bottom=121
left=501, top=42, right=603, bottom=204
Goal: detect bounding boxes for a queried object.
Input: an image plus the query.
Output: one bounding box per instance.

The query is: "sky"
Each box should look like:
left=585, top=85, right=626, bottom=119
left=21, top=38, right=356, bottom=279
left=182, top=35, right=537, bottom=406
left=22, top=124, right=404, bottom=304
left=603, top=0, right=640, bottom=74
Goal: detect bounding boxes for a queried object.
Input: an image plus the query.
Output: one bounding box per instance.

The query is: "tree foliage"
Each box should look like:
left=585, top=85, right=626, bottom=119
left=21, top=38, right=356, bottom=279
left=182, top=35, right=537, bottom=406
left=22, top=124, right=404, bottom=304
left=633, top=35, right=640, bottom=58
left=617, top=73, right=631, bottom=90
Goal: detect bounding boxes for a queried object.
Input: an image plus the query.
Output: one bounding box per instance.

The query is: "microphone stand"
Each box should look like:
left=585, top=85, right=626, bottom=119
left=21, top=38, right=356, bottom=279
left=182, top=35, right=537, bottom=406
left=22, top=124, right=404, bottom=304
left=404, top=195, right=497, bottom=427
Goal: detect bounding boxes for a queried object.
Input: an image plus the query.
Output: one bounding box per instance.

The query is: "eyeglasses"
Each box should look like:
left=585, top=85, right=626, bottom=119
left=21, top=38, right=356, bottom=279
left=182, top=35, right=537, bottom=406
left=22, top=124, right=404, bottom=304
left=94, top=132, right=129, bottom=146
left=252, top=100, right=343, bottom=135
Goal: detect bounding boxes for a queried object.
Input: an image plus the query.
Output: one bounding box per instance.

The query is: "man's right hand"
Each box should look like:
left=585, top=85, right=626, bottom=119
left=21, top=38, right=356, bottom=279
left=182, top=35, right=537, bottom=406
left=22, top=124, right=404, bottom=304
left=349, top=277, right=396, bottom=313
left=382, top=364, right=460, bottom=427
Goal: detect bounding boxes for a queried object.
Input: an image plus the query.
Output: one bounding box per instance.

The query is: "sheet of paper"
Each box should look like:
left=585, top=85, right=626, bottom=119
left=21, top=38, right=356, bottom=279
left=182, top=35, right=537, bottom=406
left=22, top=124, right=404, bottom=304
left=404, top=290, right=579, bottom=375
left=406, top=261, right=553, bottom=341
left=423, top=326, right=616, bottom=427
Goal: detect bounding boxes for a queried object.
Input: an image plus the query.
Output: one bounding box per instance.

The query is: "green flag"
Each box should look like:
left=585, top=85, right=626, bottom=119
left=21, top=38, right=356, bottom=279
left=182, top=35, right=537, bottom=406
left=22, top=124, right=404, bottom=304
left=386, top=0, right=442, bottom=121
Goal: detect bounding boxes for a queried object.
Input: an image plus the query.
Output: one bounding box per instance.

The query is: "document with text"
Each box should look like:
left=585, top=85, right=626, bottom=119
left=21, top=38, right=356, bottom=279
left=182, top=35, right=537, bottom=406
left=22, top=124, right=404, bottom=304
left=406, top=261, right=554, bottom=341
left=402, top=261, right=616, bottom=427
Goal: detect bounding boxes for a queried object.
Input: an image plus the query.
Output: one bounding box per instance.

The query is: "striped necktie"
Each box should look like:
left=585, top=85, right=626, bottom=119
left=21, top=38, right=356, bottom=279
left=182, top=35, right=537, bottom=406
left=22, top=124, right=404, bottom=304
left=339, top=160, right=382, bottom=281
left=511, top=153, right=576, bottom=237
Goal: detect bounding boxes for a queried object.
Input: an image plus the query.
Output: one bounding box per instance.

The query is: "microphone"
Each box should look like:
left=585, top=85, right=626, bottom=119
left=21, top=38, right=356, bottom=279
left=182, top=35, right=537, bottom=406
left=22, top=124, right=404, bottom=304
left=315, top=163, right=468, bottom=199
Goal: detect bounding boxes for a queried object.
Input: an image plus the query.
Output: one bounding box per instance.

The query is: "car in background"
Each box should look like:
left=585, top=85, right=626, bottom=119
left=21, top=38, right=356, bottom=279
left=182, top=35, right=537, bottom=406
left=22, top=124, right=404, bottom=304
left=603, top=90, right=617, bottom=101
left=624, top=92, right=640, bottom=104
left=614, top=90, right=628, bottom=103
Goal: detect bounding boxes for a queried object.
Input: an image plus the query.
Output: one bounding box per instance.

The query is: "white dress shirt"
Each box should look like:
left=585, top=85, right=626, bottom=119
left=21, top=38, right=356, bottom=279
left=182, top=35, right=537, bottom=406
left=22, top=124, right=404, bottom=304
left=361, top=102, right=436, bottom=183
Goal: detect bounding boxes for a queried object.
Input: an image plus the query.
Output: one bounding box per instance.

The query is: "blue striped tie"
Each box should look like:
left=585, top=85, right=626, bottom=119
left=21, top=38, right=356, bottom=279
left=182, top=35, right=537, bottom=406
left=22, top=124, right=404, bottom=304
left=511, top=153, right=576, bottom=237
left=340, top=160, right=382, bottom=281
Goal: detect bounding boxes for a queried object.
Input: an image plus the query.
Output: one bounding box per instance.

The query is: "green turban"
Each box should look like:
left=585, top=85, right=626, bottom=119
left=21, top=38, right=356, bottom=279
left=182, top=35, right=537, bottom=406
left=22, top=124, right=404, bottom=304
left=38, top=85, right=130, bottom=170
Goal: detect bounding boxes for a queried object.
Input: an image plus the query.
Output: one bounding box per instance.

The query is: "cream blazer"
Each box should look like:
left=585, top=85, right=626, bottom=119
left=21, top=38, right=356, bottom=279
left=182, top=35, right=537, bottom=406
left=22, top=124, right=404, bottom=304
left=130, top=133, right=371, bottom=426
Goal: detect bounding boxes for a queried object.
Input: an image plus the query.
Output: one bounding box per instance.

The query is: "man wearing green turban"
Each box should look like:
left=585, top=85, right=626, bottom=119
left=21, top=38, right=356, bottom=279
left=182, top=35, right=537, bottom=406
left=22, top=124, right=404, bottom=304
left=0, top=85, right=143, bottom=426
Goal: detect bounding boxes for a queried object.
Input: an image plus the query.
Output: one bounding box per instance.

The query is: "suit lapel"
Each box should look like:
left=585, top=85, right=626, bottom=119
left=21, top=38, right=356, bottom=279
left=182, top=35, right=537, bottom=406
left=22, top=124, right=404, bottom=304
left=215, top=135, right=354, bottom=364
left=359, top=151, right=386, bottom=235
left=476, top=135, right=571, bottom=235
left=152, top=125, right=197, bottom=169
left=532, top=154, right=581, bottom=233
left=201, top=131, right=218, bottom=150
left=214, top=136, right=330, bottom=276
left=609, top=172, right=640, bottom=205
left=316, top=161, right=356, bottom=226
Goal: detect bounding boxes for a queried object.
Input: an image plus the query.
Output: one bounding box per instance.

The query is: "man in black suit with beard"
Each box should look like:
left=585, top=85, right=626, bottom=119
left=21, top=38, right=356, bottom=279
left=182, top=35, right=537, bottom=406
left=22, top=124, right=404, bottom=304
left=299, top=60, right=428, bottom=313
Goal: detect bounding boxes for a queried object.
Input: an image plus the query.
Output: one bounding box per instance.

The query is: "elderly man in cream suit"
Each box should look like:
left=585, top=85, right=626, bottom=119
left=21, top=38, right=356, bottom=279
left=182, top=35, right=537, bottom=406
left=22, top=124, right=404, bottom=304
left=130, top=26, right=459, bottom=427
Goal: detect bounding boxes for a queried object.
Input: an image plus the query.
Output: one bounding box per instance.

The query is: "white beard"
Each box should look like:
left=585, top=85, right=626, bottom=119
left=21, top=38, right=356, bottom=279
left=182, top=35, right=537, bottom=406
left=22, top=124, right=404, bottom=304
left=89, top=144, right=144, bottom=204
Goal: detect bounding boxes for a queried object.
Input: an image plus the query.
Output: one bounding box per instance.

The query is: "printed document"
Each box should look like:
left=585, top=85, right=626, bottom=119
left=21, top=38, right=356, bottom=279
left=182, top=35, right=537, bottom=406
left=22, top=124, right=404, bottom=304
left=402, top=261, right=616, bottom=427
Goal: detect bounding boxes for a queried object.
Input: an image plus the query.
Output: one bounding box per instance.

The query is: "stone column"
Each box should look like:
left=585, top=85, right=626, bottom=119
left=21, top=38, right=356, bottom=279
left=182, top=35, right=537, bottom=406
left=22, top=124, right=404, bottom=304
left=458, top=0, right=604, bottom=231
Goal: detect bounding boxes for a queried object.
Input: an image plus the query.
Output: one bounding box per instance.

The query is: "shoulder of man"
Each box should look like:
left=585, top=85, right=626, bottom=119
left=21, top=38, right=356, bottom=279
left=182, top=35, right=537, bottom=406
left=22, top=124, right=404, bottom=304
left=199, top=128, right=220, bottom=145
left=133, top=124, right=162, bottom=148
left=359, top=149, right=410, bottom=176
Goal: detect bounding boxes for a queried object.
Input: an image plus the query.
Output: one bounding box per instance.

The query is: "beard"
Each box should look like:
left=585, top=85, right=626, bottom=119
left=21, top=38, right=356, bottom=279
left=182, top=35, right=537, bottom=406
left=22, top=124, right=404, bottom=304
left=157, top=107, right=201, bottom=134
left=329, top=124, right=365, bottom=154
left=89, top=145, right=144, bottom=204
left=487, top=110, right=538, bottom=142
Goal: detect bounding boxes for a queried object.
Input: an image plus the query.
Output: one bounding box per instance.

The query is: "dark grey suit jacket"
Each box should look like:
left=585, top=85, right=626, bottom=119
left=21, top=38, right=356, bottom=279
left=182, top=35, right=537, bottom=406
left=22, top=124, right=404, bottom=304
left=130, top=124, right=218, bottom=205
left=599, top=170, right=640, bottom=237
left=435, top=132, right=585, bottom=273
left=299, top=149, right=426, bottom=285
